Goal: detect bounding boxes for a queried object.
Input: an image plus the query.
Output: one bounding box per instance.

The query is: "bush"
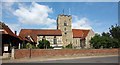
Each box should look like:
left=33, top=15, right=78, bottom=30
left=37, top=39, right=51, bottom=49
left=65, top=44, right=73, bottom=49
left=26, top=42, right=36, bottom=49
left=38, top=40, right=44, bottom=49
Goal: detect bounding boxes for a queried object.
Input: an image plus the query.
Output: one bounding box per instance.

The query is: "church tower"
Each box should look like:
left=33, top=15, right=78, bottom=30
left=57, top=14, right=73, bottom=47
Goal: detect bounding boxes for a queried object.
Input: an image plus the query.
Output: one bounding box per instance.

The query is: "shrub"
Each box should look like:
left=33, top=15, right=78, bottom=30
left=65, top=44, right=73, bottom=49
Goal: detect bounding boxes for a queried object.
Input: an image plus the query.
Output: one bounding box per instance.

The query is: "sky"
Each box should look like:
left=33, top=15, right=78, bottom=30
left=1, top=2, right=118, bottom=35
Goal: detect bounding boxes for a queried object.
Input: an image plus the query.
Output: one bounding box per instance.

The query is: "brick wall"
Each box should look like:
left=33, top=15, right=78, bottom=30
left=14, top=49, right=30, bottom=59
left=14, top=49, right=118, bottom=59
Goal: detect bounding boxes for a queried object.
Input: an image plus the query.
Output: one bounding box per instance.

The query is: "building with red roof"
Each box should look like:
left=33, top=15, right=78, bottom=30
left=0, top=22, right=22, bottom=56
left=19, top=14, right=95, bottom=49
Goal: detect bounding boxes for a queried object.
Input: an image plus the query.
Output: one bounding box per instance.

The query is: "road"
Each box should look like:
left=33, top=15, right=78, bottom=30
left=2, top=55, right=119, bottom=64
left=34, top=56, right=118, bottom=63
left=2, top=56, right=119, bottom=65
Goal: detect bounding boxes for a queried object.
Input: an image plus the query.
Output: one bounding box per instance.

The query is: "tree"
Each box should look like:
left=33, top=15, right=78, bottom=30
left=43, top=39, right=50, bottom=49
left=109, top=25, right=120, bottom=41
left=38, top=40, right=44, bottom=49
left=100, top=35, right=113, bottom=48
left=102, top=32, right=110, bottom=37
left=37, top=39, right=51, bottom=49
left=109, top=25, right=120, bottom=48
left=90, top=34, right=102, bottom=49
left=90, top=24, right=120, bottom=49
left=111, top=38, right=119, bottom=48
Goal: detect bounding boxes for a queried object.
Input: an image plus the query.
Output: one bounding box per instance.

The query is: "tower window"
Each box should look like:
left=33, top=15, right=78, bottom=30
left=65, top=32, right=67, bottom=35
left=66, top=39, right=67, bottom=42
left=64, top=22, right=67, bottom=26
left=69, top=19, right=71, bottom=21
left=64, top=28, right=66, bottom=31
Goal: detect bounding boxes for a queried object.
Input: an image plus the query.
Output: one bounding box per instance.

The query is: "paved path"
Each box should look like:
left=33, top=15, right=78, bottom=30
left=2, top=55, right=118, bottom=63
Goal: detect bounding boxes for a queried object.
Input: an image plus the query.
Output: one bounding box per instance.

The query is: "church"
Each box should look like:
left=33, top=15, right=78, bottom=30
left=19, top=14, right=95, bottom=49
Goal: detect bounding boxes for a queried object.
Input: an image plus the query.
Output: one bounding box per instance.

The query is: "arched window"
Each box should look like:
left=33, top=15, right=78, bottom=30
left=64, top=28, right=66, bottom=31
left=54, top=36, right=57, bottom=44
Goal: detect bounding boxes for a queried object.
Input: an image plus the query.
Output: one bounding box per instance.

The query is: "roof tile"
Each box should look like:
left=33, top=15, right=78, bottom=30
left=19, top=29, right=62, bottom=43
left=72, top=29, right=90, bottom=38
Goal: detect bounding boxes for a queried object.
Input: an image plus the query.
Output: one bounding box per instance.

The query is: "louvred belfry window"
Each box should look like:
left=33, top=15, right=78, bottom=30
left=64, top=22, right=67, bottom=26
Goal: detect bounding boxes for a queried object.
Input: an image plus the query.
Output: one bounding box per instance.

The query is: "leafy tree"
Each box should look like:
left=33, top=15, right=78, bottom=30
left=38, top=39, right=51, bottom=49
left=100, top=32, right=112, bottom=48
left=109, top=25, right=120, bottom=48
left=90, top=24, right=120, bottom=49
left=90, top=34, right=102, bottom=49
left=102, top=32, right=110, bottom=37
left=43, top=39, right=50, bottom=49
left=38, top=40, right=44, bottom=49
left=109, top=25, right=120, bottom=41
left=101, top=35, right=113, bottom=48
left=111, top=38, right=119, bottom=48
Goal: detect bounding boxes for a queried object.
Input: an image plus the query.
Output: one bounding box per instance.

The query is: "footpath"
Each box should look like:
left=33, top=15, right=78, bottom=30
left=2, top=55, right=118, bottom=63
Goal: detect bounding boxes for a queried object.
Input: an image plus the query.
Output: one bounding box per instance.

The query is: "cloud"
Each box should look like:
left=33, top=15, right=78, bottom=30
left=72, top=15, right=92, bottom=29
left=2, top=0, right=16, bottom=12
left=2, top=1, right=21, bottom=19
left=3, top=2, right=56, bottom=34
left=13, top=2, right=56, bottom=26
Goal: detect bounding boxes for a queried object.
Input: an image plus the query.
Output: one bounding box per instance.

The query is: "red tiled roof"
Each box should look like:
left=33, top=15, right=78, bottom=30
left=19, top=28, right=90, bottom=42
left=72, top=29, right=84, bottom=38
left=3, top=26, right=17, bottom=37
left=19, top=29, right=62, bottom=43
left=82, top=29, right=90, bottom=38
left=72, top=29, right=90, bottom=38
left=0, top=22, right=20, bottom=39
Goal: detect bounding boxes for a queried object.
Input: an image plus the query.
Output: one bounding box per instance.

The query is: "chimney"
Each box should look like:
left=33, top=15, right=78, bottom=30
left=15, top=31, right=17, bottom=35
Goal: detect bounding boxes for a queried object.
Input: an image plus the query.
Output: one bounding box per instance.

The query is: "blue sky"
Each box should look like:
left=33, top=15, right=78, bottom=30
left=2, top=2, right=118, bottom=35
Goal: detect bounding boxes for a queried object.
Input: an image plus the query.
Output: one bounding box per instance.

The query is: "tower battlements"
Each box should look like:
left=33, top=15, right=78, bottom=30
left=58, top=14, right=71, bottom=17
